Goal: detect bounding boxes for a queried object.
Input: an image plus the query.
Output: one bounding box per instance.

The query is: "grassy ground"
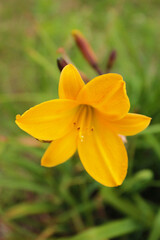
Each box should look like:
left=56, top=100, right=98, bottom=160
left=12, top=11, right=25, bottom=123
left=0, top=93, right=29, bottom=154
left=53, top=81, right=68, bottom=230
left=0, top=0, right=160, bottom=239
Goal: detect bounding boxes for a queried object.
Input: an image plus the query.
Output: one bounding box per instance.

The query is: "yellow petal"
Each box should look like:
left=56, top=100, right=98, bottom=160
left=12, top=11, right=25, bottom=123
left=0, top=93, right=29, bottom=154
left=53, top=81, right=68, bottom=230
left=78, top=112, right=128, bottom=187
left=77, top=73, right=130, bottom=120
left=41, top=129, right=77, bottom=167
left=15, top=99, right=79, bottom=141
left=109, top=113, right=151, bottom=136
left=59, top=64, right=85, bottom=100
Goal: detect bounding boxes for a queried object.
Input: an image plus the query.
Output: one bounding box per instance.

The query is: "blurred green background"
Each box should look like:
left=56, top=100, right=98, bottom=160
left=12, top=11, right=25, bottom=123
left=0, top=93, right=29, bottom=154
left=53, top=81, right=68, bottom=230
left=0, top=0, right=160, bottom=239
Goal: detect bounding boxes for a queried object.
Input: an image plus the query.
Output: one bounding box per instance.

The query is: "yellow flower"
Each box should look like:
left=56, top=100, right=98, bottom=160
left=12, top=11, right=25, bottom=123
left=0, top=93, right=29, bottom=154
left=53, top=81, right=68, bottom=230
left=15, top=64, right=151, bottom=187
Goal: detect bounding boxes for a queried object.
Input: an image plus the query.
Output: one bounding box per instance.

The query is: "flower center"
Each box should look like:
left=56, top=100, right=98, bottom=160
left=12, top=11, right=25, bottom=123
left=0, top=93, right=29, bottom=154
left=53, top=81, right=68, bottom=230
left=74, top=105, right=93, bottom=142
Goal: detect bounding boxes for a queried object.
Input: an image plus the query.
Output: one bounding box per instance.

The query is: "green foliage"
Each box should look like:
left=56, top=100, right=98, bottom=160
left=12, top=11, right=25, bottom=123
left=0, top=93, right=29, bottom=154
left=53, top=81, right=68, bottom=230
left=0, top=0, right=160, bottom=239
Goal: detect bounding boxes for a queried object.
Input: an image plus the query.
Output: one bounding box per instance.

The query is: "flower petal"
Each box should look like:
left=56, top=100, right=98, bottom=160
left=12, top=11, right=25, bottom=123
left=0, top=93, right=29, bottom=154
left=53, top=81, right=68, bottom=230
left=15, top=99, right=79, bottom=141
left=59, top=64, right=85, bottom=100
left=77, top=73, right=130, bottom=120
left=109, top=113, right=151, bottom=136
left=78, top=112, right=128, bottom=187
left=41, top=129, right=77, bottom=167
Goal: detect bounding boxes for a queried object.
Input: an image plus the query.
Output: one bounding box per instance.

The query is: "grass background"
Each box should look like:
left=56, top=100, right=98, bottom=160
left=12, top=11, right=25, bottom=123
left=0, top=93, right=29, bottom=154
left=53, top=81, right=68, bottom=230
left=0, top=0, right=160, bottom=239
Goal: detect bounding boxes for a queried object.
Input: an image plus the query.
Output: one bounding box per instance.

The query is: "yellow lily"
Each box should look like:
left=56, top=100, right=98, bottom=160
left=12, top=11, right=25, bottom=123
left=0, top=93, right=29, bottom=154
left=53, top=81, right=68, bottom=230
left=15, top=64, right=151, bottom=187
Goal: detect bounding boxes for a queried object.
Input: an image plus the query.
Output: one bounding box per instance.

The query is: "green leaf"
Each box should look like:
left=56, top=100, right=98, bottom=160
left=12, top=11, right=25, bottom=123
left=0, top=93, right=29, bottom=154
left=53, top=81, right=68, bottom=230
left=138, top=124, right=160, bottom=135
left=28, top=48, right=57, bottom=80
left=4, top=202, right=55, bottom=220
left=121, top=169, right=154, bottom=193
left=144, top=134, right=160, bottom=158
left=0, top=177, right=51, bottom=194
left=148, top=210, right=160, bottom=240
left=101, top=188, right=145, bottom=223
left=55, top=218, right=141, bottom=240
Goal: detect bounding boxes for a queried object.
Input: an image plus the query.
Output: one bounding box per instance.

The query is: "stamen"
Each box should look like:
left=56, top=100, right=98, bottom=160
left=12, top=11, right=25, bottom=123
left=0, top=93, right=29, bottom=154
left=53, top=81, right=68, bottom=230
left=74, top=105, right=93, bottom=140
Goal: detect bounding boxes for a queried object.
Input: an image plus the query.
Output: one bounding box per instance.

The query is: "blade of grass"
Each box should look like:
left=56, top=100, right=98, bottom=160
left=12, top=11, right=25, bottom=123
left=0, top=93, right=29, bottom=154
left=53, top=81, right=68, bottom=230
left=0, top=177, right=51, bottom=194
left=4, top=202, right=55, bottom=220
left=28, top=48, right=57, bottom=80
left=144, top=134, right=160, bottom=158
left=54, top=218, right=141, bottom=240
left=57, top=201, right=96, bottom=223
left=133, top=194, right=154, bottom=224
left=148, top=210, right=160, bottom=240
left=138, top=124, right=160, bottom=135
left=36, top=226, right=55, bottom=240
left=101, top=188, right=148, bottom=225
left=120, top=169, right=154, bottom=193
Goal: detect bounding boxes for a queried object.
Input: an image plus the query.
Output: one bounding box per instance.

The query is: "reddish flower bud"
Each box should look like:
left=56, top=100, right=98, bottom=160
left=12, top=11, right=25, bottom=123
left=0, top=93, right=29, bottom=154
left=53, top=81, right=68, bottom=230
left=57, top=57, right=68, bottom=72
left=72, top=30, right=103, bottom=75
left=106, top=50, right=117, bottom=72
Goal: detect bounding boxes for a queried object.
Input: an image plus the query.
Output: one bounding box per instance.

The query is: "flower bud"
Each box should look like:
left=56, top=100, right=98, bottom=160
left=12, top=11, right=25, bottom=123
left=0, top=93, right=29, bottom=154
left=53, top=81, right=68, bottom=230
left=57, top=58, right=89, bottom=83
left=106, top=50, right=117, bottom=72
left=72, top=30, right=102, bottom=74
left=57, top=57, right=68, bottom=72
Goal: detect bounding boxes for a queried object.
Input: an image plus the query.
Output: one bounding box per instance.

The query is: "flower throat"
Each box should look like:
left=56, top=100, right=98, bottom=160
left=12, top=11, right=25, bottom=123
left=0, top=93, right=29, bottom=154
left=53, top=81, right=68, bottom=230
left=74, top=105, right=93, bottom=142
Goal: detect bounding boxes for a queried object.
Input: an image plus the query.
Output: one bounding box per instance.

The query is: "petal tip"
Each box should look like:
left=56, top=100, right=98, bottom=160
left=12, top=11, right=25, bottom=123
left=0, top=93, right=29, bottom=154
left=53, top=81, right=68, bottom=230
left=145, top=116, right=152, bottom=127
left=16, top=114, right=21, bottom=121
left=41, top=158, right=50, bottom=167
left=15, top=114, right=22, bottom=126
left=140, top=115, right=152, bottom=126
left=63, top=63, right=74, bottom=70
left=98, top=174, right=127, bottom=187
left=60, top=64, right=79, bottom=81
left=41, top=160, right=45, bottom=167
